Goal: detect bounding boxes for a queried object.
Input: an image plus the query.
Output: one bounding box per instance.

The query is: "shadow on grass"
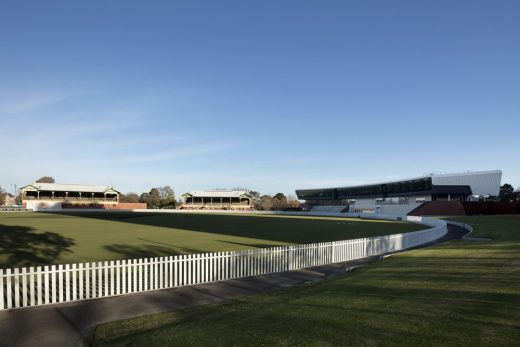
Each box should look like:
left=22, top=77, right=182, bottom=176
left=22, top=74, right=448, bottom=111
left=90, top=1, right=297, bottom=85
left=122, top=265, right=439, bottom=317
left=216, top=240, right=283, bottom=249
left=41, top=211, right=420, bottom=245
left=104, top=243, right=205, bottom=259
left=0, top=224, right=75, bottom=268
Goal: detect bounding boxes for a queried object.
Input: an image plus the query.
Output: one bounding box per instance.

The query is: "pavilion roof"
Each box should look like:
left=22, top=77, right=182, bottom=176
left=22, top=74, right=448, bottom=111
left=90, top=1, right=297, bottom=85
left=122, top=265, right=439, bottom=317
left=182, top=190, right=251, bottom=198
left=20, top=183, right=120, bottom=194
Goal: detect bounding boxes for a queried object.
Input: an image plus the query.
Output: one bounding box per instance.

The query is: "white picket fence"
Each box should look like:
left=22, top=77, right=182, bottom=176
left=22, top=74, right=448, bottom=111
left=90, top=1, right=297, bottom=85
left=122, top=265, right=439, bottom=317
left=0, top=218, right=447, bottom=311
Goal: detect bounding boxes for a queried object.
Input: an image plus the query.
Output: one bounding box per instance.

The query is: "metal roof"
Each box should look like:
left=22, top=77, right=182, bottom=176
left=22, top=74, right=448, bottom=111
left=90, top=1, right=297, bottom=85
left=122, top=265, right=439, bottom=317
left=296, top=170, right=502, bottom=191
left=20, top=183, right=120, bottom=194
left=182, top=190, right=251, bottom=198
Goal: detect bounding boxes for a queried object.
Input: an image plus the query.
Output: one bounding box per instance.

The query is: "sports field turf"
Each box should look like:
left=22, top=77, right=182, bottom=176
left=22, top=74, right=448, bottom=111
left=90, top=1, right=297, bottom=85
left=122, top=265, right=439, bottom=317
left=0, top=212, right=424, bottom=268
left=91, top=215, right=520, bottom=347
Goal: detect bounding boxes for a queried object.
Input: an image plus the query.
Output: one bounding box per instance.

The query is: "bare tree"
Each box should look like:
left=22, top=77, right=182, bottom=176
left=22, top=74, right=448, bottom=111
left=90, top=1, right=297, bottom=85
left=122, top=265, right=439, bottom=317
left=0, top=188, right=6, bottom=206
left=258, top=195, right=274, bottom=210
left=286, top=194, right=301, bottom=209
left=120, top=192, right=140, bottom=203
left=157, top=186, right=176, bottom=208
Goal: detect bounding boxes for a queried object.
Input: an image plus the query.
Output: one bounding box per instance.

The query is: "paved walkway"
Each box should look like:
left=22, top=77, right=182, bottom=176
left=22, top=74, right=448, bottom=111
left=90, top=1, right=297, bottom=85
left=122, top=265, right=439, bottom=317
left=0, top=225, right=467, bottom=347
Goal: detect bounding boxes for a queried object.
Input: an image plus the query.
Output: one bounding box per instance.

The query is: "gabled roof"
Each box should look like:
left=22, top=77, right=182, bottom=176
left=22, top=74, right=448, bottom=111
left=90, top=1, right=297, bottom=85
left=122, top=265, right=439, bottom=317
left=20, top=183, right=120, bottom=194
left=182, top=190, right=251, bottom=198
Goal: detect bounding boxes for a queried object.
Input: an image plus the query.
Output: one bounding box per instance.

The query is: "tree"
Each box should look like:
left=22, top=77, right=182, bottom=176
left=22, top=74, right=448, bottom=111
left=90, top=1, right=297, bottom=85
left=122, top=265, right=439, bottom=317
left=15, top=192, right=22, bottom=205
left=272, top=193, right=288, bottom=210
left=0, top=187, right=5, bottom=206
left=139, top=192, right=150, bottom=206
left=248, top=190, right=261, bottom=210
left=149, top=188, right=161, bottom=209
left=35, top=176, right=55, bottom=183
left=258, top=195, right=274, bottom=211
left=286, top=194, right=301, bottom=209
left=157, top=186, right=176, bottom=208
left=120, top=192, right=140, bottom=203
left=499, top=183, right=516, bottom=202
left=248, top=190, right=260, bottom=199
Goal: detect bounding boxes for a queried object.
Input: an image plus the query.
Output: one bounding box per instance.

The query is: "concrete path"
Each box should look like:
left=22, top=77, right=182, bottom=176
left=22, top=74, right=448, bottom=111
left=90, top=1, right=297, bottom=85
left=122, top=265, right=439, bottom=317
left=0, top=225, right=467, bottom=347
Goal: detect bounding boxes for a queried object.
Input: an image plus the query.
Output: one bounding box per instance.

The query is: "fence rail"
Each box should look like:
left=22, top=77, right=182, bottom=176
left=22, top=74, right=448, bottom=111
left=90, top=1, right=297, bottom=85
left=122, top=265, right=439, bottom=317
left=0, top=218, right=446, bottom=311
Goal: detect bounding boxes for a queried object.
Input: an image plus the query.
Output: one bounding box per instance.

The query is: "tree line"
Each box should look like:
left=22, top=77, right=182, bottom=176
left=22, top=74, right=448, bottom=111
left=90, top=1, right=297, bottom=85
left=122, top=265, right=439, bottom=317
left=119, top=186, right=177, bottom=209
left=247, top=191, right=301, bottom=211
left=499, top=183, right=520, bottom=202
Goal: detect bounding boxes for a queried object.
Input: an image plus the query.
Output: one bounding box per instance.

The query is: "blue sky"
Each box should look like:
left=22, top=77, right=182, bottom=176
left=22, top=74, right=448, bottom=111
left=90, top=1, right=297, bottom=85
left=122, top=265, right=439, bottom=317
left=1, top=0, right=519, bottom=196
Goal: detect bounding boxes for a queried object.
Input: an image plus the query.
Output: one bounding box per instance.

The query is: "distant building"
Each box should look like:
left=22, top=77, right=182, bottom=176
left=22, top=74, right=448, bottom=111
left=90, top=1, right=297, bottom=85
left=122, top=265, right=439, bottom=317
left=1, top=193, right=16, bottom=206
left=296, top=170, right=502, bottom=216
left=181, top=190, right=252, bottom=211
left=20, top=182, right=120, bottom=210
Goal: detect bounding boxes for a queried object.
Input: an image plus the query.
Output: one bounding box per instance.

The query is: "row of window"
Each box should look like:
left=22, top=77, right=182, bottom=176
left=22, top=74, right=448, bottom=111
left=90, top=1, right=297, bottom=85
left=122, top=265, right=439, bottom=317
left=296, top=178, right=433, bottom=200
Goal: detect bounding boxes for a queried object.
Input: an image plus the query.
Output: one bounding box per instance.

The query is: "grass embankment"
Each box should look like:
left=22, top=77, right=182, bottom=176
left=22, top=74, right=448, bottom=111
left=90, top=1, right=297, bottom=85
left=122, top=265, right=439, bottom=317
left=0, top=212, right=422, bottom=268
left=91, top=215, right=520, bottom=346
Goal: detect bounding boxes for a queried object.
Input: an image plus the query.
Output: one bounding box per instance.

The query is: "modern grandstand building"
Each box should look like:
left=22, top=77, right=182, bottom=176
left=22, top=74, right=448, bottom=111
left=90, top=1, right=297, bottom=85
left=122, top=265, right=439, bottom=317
left=296, top=170, right=502, bottom=216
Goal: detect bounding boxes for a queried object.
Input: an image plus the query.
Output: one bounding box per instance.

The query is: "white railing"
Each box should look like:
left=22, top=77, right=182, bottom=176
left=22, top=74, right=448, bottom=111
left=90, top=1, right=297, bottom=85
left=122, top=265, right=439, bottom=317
left=0, top=218, right=446, bottom=311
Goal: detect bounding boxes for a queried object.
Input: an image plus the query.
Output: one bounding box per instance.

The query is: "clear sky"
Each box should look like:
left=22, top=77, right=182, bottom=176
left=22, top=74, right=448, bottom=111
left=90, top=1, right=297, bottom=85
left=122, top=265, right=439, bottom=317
left=1, top=0, right=519, bottom=196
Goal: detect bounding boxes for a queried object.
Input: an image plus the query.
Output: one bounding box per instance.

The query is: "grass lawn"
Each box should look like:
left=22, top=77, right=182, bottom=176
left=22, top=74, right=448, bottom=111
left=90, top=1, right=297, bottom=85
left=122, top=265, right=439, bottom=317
left=0, top=211, right=424, bottom=268
left=91, top=215, right=520, bottom=347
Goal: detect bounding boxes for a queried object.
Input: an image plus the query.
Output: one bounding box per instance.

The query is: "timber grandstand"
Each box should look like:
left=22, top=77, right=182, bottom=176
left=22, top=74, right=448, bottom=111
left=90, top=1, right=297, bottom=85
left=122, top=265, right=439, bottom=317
left=20, top=182, right=146, bottom=210
left=180, top=190, right=253, bottom=210
left=297, top=170, right=505, bottom=216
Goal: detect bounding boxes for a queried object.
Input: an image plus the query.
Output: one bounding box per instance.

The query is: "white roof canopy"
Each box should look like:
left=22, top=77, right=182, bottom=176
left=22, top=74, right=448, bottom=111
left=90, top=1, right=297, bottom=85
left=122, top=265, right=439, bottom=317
left=183, top=190, right=251, bottom=198
left=21, top=183, right=120, bottom=194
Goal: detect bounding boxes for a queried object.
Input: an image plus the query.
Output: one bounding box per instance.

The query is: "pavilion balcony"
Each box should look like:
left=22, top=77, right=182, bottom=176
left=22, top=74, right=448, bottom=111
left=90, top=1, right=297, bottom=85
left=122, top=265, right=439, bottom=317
left=23, top=196, right=118, bottom=202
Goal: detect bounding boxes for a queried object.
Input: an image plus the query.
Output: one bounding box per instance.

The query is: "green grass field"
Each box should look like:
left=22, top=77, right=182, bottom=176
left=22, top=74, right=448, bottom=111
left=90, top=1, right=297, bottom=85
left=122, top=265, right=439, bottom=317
left=91, top=215, right=520, bottom=347
left=0, top=211, right=424, bottom=268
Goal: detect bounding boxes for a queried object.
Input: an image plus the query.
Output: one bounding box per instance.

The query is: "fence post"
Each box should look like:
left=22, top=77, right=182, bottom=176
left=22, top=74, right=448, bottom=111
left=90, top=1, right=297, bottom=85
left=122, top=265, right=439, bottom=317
left=79, top=263, right=84, bottom=300
left=140, top=259, right=145, bottom=291
left=169, top=256, right=173, bottom=288
left=29, top=267, right=35, bottom=306
left=120, top=260, right=125, bottom=294
left=71, top=264, right=77, bottom=301
left=90, top=263, right=96, bottom=299
left=153, top=257, right=158, bottom=290
left=173, top=256, right=178, bottom=288
left=13, top=268, right=20, bottom=308
left=98, top=262, right=103, bottom=298
left=22, top=268, right=27, bottom=307
left=36, top=267, right=42, bottom=305
left=0, top=269, right=4, bottom=310
left=114, top=260, right=119, bottom=295
left=6, top=269, right=12, bottom=309
left=182, top=255, right=186, bottom=286
left=65, top=264, right=70, bottom=302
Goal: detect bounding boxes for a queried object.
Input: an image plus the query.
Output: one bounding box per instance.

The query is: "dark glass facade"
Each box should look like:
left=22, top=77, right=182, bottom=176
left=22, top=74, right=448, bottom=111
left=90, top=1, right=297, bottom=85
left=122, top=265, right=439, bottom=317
left=296, top=177, right=434, bottom=201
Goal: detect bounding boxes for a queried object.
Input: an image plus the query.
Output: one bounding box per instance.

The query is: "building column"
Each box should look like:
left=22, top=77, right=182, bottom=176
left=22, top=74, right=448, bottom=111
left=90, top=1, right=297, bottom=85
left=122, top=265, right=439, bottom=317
left=37, top=191, right=40, bottom=200
left=104, top=193, right=106, bottom=201
left=79, top=192, right=82, bottom=200
left=52, top=191, right=55, bottom=200
left=92, top=192, right=94, bottom=200
left=65, top=192, right=69, bottom=200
